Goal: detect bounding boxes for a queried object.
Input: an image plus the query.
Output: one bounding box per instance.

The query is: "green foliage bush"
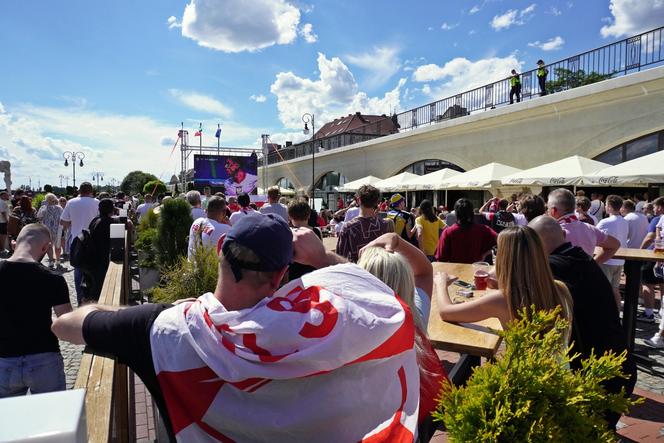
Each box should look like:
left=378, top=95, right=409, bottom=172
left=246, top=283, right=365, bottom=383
left=546, top=68, right=614, bottom=94
left=120, top=170, right=158, bottom=195
left=434, top=307, right=640, bottom=443
left=156, top=198, right=192, bottom=268
left=143, top=180, right=167, bottom=196
left=32, top=193, right=45, bottom=209
left=151, top=244, right=219, bottom=304
left=135, top=207, right=160, bottom=269
left=43, top=184, right=53, bottom=193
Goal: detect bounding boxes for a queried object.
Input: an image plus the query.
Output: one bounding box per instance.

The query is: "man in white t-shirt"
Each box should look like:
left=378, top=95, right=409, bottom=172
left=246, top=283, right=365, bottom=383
left=60, top=182, right=100, bottom=303
left=186, top=190, right=206, bottom=220
left=223, top=157, right=258, bottom=196
left=596, top=195, right=629, bottom=310
left=229, top=193, right=260, bottom=226
left=621, top=199, right=649, bottom=249
left=187, top=196, right=231, bottom=260
left=136, top=194, right=156, bottom=222
left=589, top=192, right=605, bottom=220
left=259, top=186, right=288, bottom=221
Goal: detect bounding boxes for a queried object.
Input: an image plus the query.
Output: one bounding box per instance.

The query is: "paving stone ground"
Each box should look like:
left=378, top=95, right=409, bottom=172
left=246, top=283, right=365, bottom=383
left=54, top=261, right=85, bottom=389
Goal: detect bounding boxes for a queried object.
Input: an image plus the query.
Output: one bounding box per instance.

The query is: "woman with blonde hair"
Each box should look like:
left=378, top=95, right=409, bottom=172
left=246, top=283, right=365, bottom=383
left=37, top=193, right=64, bottom=269
left=437, top=226, right=573, bottom=331
left=358, top=233, right=448, bottom=437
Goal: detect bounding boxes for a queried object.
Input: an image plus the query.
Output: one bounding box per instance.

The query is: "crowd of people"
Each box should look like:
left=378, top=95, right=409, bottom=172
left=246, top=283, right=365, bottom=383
left=1, top=180, right=662, bottom=440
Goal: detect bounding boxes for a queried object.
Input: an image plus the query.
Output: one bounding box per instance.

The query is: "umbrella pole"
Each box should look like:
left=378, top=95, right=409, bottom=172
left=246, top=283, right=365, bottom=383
left=573, top=185, right=577, bottom=194
left=445, top=189, right=448, bottom=208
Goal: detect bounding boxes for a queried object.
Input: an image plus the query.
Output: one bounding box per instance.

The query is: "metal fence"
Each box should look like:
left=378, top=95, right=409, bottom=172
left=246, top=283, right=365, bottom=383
left=266, top=26, right=664, bottom=165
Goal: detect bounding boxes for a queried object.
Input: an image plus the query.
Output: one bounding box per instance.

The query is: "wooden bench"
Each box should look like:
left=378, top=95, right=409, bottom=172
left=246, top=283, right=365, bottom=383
left=74, top=233, right=132, bottom=442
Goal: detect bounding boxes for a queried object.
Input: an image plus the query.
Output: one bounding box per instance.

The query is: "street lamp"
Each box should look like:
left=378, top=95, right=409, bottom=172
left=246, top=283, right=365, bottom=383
left=92, top=171, right=104, bottom=191
left=302, top=113, right=315, bottom=210
left=63, top=151, right=85, bottom=187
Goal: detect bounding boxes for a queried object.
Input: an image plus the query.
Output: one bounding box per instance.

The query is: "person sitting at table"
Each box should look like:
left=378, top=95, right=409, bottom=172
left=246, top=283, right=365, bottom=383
left=529, top=215, right=636, bottom=430
left=434, top=198, right=497, bottom=264
left=435, top=226, right=573, bottom=332
left=357, top=232, right=448, bottom=438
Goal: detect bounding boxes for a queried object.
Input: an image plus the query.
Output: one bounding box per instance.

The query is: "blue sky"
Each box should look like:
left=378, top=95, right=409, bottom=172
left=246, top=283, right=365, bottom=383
left=1, top=0, right=663, bottom=189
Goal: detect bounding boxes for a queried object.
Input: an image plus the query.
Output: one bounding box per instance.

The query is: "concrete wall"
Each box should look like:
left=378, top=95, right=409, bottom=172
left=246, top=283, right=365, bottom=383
left=262, top=66, right=664, bottom=191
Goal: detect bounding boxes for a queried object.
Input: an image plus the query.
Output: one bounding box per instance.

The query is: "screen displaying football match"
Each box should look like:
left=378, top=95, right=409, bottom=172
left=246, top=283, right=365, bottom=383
left=193, top=154, right=258, bottom=196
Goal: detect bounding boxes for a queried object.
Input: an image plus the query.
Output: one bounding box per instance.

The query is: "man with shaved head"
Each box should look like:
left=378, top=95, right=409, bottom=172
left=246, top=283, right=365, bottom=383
left=0, top=224, right=73, bottom=397
left=530, top=215, right=635, bottom=430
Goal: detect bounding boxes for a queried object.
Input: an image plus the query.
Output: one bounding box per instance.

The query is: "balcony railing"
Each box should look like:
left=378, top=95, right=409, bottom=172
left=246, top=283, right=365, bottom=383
left=263, top=26, right=664, bottom=166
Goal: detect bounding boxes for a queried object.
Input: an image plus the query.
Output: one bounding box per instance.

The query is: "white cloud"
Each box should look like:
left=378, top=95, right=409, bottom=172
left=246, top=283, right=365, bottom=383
left=0, top=101, right=266, bottom=189
left=250, top=94, right=267, bottom=103
left=469, top=5, right=481, bottom=14
left=468, top=29, right=477, bottom=35
left=600, top=0, right=664, bottom=38
left=346, top=46, right=401, bottom=89
left=441, top=22, right=459, bottom=30
left=270, top=52, right=406, bottom=129
left=168, top=89, right=232, bottom=118
left=177, top=0, right=302, bottom=53
left=412, top=54, right=523, bottom=99
left=427, top=26, right=434, bottom=31
left=299, top=23, right=318, bottom=43
left=167, top=15, right=181, bottom=29
left=528, top=36, right=565, bottom=51
left=547, top=6, right=562, bottom=16
left=491, top=3, right=536, bottom=30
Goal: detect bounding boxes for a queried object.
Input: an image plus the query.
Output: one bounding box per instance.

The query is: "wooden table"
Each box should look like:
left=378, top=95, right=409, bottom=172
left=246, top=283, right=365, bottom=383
left=426, top=263, right=503, bottom=384
left=614, top=248, right=664, bottom=353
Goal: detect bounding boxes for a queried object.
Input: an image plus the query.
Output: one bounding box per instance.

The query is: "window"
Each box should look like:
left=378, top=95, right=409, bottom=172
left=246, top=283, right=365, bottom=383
left=399, top=159, right=465, bottom=175
left=593, top=130, right=664, bottom=165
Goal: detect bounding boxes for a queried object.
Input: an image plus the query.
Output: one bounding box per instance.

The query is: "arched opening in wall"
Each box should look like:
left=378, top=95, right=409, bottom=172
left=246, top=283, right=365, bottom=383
left=314, top=171, right=348, bottom=209
left=594, top=129, right=664, bottom=165
left=275, top=177, right=296, bottom=191
left=398, top=159, right=465, bottom=175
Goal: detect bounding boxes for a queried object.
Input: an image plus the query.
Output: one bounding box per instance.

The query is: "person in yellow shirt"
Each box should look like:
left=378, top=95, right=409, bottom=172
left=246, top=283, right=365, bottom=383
left=415, top=200, right=446, bottom=261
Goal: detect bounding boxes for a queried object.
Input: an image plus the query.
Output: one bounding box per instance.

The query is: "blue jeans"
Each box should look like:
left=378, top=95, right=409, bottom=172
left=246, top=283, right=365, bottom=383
left=0, top=352, right=66, bottom=397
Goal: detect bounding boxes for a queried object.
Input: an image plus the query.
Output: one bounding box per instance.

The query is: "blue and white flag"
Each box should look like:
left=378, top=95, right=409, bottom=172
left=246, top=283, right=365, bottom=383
left=215, top=127, right=222, bottom=138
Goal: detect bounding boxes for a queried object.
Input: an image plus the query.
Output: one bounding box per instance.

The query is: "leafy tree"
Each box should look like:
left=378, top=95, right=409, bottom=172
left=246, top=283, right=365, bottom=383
left=120, top=171, right=158, bottom=195
left=142, top=179, right=167, bottom=196
left=43, top=184, right=53, bottom=193
left=546, top=68, right=614, bottom=94
left=435, top=307, right=640, bottom=442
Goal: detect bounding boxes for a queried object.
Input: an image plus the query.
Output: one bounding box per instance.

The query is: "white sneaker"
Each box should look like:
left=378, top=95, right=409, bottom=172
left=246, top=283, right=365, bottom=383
left=644, top=334, right=664, bottom=349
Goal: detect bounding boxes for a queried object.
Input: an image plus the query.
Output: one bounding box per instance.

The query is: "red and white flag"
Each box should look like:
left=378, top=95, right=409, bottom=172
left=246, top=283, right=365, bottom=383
left=150, top=263, right=419, bottom=442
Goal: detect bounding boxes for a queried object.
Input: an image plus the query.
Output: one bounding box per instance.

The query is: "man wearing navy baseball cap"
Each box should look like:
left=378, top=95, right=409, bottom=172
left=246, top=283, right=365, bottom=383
left=52, top=213, right=422, bottom=441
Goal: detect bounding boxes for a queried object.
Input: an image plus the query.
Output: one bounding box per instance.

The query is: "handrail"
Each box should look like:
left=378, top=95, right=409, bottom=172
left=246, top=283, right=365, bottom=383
left=263, top=26, right=664, bottom=166
left=74, top=231, right=132, bottom=442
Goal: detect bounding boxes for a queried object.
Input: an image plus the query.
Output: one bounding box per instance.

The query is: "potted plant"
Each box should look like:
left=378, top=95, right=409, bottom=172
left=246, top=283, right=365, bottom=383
left=135, top=208, right=160, bottom=291
left=156, top=198, right=192, bottom=268
left=434, top=307, right=640, bottom=442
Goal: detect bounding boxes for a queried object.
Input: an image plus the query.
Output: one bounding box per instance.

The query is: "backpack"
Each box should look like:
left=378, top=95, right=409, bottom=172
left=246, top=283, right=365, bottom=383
left=70, top=219, right=98, bottom=269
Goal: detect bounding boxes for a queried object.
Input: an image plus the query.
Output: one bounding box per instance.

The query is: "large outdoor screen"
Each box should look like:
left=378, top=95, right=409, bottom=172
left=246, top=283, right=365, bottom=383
left=193, top=153, right=258, bottom=196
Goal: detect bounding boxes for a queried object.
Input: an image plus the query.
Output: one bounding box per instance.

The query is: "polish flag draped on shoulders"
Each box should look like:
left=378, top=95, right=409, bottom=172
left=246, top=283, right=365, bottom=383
left=150, top=263, right=420, bottom=442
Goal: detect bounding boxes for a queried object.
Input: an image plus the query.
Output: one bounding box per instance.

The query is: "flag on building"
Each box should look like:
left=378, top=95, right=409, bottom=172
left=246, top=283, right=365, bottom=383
left=194, top=130, right=202, bottom=137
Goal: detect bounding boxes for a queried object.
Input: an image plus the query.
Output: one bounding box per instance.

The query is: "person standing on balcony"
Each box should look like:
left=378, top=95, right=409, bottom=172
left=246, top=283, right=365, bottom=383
left=537, top=60, right=548, bottom=96
left=509, top=69, right=521, bottom=104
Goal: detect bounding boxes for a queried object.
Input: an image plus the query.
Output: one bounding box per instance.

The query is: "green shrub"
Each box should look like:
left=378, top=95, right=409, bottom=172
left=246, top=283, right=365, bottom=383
left=156, top=198, right=192, bottom=267
left=434, top=307, right=640, bottom=442
left=151, top=245, right=219, bottom=304
left=138, top=207, right=159, bottom=232
left=143, top=179, right=167, bottom=196
left=135, top=227, right=158, bottom=268
left=32, top=193, right=45, bottom=209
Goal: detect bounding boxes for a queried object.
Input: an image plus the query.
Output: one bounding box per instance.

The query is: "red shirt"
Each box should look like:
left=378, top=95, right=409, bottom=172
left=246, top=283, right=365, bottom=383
left=435, top=223, right=497, bottom=263
left=228, top=203, right=240, bottom=213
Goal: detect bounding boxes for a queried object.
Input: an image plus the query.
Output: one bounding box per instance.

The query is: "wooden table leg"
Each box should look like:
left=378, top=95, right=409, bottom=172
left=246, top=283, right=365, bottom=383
left=622, top=260, right=641, bottom=352
left=449, top=354, right=481, bottom=386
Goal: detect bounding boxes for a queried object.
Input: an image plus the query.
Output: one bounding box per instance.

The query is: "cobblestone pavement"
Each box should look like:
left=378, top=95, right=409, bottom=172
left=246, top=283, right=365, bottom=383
left=54, top=261, right=85, bottom=389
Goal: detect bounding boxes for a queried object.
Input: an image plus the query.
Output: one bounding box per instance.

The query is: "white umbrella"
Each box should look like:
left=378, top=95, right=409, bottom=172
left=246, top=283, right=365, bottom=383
left=374, top=172, right=420, bottom=192
left=585, top=150, right=664, bottom=185
left=501, top=156, right=610, bottom=186
left=443, top=162, right=522, bottom=190
left=403, top=168, right=461, bottom=190
left=335, top=175, right=383, bottom=193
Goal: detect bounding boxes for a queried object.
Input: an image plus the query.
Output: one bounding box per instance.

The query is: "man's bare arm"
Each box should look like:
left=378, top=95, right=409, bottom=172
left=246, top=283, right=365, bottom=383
left=52, top=304, right=123, bottom=345
left=594, top=234, right=620, bottom=264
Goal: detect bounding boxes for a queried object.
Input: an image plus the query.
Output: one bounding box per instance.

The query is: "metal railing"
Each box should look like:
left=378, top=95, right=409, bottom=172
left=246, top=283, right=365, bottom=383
left=264, top=26, right=664, bottom=166
left=264, top=118, right=394, bottom=165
